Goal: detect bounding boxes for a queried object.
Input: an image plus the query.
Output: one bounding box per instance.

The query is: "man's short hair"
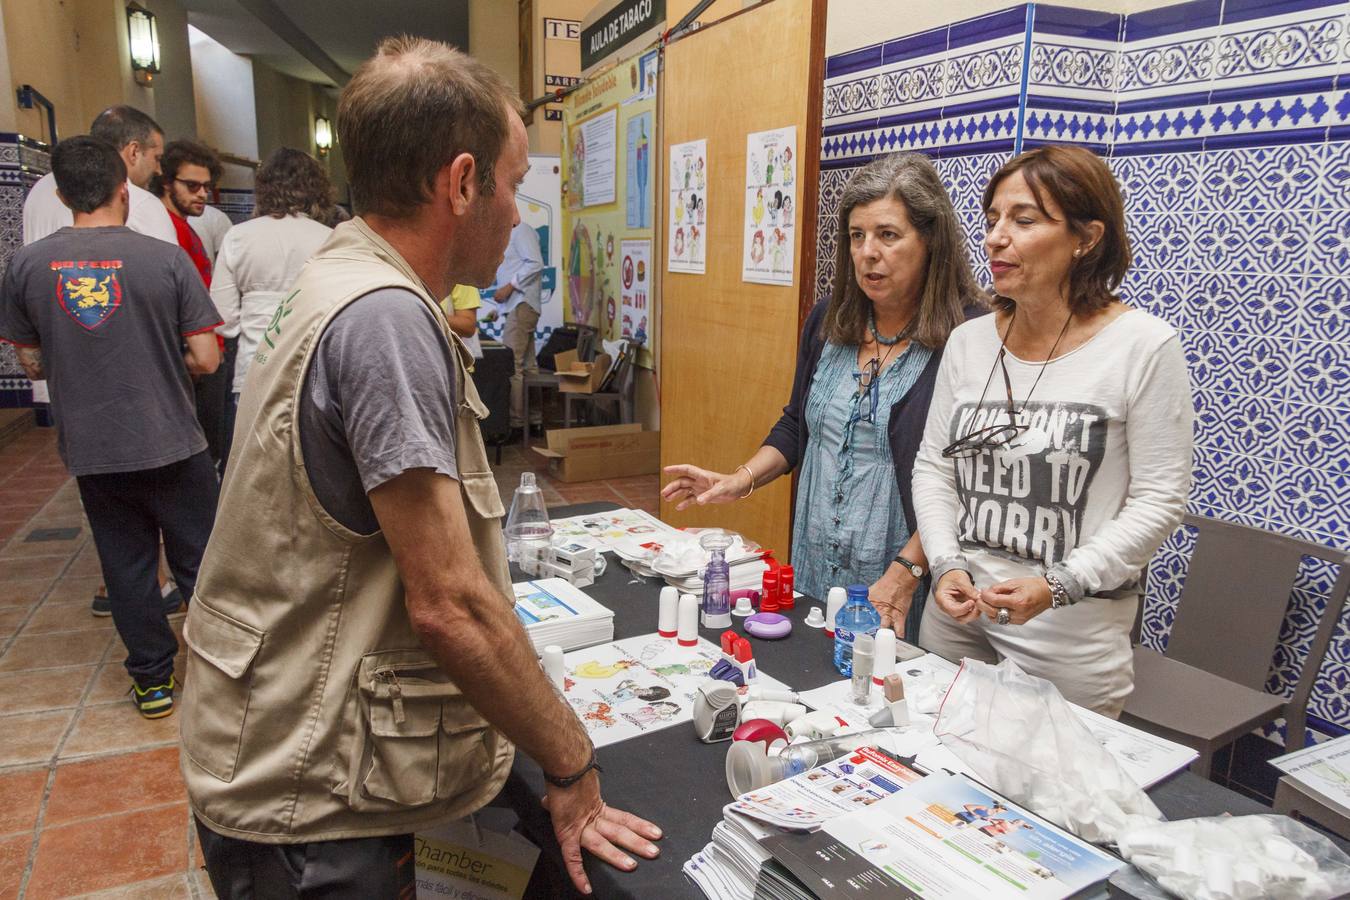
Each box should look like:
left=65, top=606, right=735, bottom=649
left=338, top=35, right=523, bottom=219
left=153, top=140, right=223, bottom=196
left=89, top=105, right=162, bottom=151
left=52, top=136, right=127, bottom=213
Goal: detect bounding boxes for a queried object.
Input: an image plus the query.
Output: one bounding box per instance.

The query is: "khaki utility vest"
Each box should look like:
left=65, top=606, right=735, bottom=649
left=180, top=218, right=514, bottom=842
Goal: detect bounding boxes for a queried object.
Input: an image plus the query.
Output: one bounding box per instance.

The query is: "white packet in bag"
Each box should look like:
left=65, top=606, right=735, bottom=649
left=933, top=657, right=1161, bottom=844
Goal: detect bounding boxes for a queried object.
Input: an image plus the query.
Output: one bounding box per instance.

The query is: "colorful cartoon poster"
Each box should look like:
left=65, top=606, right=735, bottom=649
left=619, top=239, right=652, bottom=342
left=562, top=634, right=790, bottom=748
left=477, top=155, right=563, bottom=346
left=742, top=125, right=797, bottom=286
left=562, top=54, right=658, bottom=367
left=667, top=139, right=707, bottom=275
left=625, top=112, right=653, bottom=228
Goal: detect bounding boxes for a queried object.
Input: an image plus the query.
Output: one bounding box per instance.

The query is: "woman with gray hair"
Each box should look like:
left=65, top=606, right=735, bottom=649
left=663, top=153, right=985, bottom=640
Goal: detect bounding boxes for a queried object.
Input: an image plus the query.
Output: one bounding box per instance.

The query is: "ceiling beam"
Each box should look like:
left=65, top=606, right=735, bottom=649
left=234, top=0, right=350, bottom=86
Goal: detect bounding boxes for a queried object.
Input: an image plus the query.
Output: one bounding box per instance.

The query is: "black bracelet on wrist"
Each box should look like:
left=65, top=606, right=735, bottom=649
left=543, top=747, right=603, bottom=789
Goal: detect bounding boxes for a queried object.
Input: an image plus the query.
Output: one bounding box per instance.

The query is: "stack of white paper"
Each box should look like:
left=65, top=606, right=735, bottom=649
left=512, top=578, right=613, bottom=653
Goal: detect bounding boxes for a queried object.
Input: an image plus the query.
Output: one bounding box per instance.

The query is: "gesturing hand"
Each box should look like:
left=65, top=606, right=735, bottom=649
left=933, top=570, right=981, bottom=624
left=660, top=464, right=747, bottom=511
left=869, top=567, right=917, bottom=632
left=542, top=773, right=662, bottom=895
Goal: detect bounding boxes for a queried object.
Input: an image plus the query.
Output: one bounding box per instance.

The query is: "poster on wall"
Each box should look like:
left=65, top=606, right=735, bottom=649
left=576, top=108, right=618, bottom=208
left=562, top=54, right=658, bottom=368
left=741, top=125, right=797, bottom=286
left=625, top=112, right=652, bottom=228
left=619, top=239, right=651, bottom=340
left=667, top=139, right=707, bottom=275
left=478, top=155, right=563, bottom=345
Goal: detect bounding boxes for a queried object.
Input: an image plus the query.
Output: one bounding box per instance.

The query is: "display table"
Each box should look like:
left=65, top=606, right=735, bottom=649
left=502, top=503, right=1277, bottom=898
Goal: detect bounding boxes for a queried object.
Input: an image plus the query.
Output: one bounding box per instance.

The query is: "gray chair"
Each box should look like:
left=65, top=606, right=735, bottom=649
left=1122, top=514, right=1350, bottom=779
left=564, top=338, right=639, bottom=427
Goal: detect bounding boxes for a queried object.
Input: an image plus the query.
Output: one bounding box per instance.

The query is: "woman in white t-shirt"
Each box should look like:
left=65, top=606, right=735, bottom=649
left=911, top=145, right=1194, bottom=717
left=212, top=149, right=334, bottom=468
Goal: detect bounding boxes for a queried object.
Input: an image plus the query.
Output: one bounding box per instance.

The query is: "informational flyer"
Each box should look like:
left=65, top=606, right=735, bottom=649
left=415, top=809, right=539, bottom=900
left=729, top=746, right=926, bottom=832
left=577, top=107, right=617, bottom=207
left=625, top=112, right=652, bottom=228
left=562, top=633, right=790, bottom=748
left=668, top=138, right=707, bottom=274
left=619, top=239, right=651, bottom=341
left=742, top=125, right=797, bottom=285
left=801, top=773, right=1123, bottom=899
left=1272, top=733, right=1350, bottom=812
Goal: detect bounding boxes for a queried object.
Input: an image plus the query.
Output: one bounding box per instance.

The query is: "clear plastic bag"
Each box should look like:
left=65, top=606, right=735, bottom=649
left=1117, top=814, right=1350, bottom=900
left=934, top=657, right=1161, bottom=843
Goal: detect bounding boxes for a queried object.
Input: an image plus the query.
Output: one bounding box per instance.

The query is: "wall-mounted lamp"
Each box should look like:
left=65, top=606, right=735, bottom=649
left=126, top=4, right=160, bottom=86
left=314, top=116, right=332, bottom=157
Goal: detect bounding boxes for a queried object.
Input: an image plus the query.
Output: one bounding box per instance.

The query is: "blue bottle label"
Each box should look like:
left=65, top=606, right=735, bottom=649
left=836, top=627, right=855, bottom=643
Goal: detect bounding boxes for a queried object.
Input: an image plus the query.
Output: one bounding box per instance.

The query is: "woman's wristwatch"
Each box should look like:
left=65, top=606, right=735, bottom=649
left=1046, top=571, right=1074, bottom=609
left=893, top=554, right=925, bottom=579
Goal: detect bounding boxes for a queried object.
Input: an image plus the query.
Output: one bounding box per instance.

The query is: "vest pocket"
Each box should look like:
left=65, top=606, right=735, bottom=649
left=338, top=650, right=491, bottom=812
left=460, top=472, right=506, bottom=520
left=180, top=601, right=264, bottom=782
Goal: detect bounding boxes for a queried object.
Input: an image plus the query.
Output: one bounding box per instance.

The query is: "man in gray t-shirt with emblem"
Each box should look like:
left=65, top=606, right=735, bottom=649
left=0, top=136, right=222, bottom=719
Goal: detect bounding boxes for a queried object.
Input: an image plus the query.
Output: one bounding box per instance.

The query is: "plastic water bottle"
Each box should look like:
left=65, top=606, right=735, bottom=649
left=833, top=583, right=880, bottom=676
left=503, top=472, right=552, bottom=571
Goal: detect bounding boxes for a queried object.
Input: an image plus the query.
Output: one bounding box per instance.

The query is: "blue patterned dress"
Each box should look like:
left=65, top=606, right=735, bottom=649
left=791, top=340, right=932, bottom=602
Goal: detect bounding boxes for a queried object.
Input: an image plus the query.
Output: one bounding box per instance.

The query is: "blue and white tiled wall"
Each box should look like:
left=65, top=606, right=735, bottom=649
left=819, top=0, right=1350, bottom=738
left=0, top=134, right=49, bottom=408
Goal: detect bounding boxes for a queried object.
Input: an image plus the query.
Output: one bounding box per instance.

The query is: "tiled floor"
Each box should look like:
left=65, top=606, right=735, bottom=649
left=0, top=427, right=657, bottom=898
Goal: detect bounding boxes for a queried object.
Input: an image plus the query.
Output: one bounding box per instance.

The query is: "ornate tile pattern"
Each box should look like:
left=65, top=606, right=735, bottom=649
left=819, top=1, right=1350, bottom=737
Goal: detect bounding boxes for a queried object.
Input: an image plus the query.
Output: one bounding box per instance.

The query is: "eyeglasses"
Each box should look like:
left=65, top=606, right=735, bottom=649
left=941, top=347, right=1026, bottom=458
left=174, top=178, right=214, bottom=194
left=850, top=357, right=881, bottom=425
left=941, top=308, right=1071, bottom=459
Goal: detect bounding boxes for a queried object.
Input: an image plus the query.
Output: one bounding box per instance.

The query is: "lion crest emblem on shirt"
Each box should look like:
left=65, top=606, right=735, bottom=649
left=52, top=260, right=124, bottom=330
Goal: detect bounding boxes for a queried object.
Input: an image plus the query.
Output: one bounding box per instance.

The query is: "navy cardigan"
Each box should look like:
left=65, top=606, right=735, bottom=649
left=762, top=300, right=987, bottom=544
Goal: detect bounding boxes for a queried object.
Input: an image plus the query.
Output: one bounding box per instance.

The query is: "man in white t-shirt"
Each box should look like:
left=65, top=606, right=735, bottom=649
left=23, top=105, right=175, bottom=246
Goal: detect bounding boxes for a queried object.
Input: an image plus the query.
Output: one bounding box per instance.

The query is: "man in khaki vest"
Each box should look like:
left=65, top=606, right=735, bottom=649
left=179, top=37, right=661, bottom=898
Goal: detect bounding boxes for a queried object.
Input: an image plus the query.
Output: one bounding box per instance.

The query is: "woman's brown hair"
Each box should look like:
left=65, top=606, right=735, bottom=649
left=254, top=148, right=334, bottom=219
left=822, top=152, right=981, bottom=348
left=981, top=144, right=1131, bottom=314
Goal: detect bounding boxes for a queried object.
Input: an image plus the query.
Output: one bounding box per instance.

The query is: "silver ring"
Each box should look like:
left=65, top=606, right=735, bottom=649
left=996, top=608, right=1011, bottom=626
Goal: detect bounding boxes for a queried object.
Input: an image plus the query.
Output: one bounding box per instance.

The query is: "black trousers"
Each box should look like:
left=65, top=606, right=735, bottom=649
left=195, top=336, right=238, bottom=468
left=196, top=819, right=416, bottom=900
left=76, top=451, right=218, bottom=686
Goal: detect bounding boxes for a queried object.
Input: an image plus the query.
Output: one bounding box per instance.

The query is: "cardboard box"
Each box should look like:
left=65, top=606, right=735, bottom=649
left=534, top=424, right=660, bottom=482
left=554, top=350, right=613, bottom=394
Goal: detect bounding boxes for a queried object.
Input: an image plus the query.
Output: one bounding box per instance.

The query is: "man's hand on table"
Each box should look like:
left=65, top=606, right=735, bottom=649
left=869, top=563, right=918, bottom=631
left=541, top=771, right=662, bottom=895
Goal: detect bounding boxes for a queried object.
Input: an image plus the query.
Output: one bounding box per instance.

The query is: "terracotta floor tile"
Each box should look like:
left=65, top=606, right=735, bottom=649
left=0, top=533, right=84, bottom=561
left=85, top=664, right=135, bottom=705
left=0, top=555, right=68, bottom=584
left=43, top=574, right=103, bottom=605
left=0, top=522, right=20, bottom=545
left=0, top=505, right=42, bottom=527
left=46, top=747, right=186, bottom=826
left=25, top=803, right=188, bottom=898
left=66, top=545, right=106, bottom=577
left=0, top=767, right=48, bottom=835
left=0, top=708, right=75, bottom=767
left=0, top=630, right=113, bottom=673
left=21, top=599, right=114, bottom=635
left=0, top=665, right=96, bottom=717
left=0, top=578, right=51, bottom=610
left=68, top=873, right=193, bottom=899
left=552, top=483, right=627, bottom=504
left=58, top=702, right=179, bottom=760
left=0, top=832, right=34, bottom=900
left=0, top=606, right=31, bottom=639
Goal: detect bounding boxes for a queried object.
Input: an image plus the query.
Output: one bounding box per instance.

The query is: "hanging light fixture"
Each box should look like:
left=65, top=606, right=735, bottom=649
left=314, top=116, right=333, bottom=156
left=126, top=3, right=160, bottom=86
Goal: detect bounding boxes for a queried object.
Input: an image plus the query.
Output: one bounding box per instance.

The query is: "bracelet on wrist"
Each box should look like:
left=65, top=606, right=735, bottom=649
left=543, top=746, right=603, bottom=789
left=735, top=464, right=756, bottom=499
left=1046, top=572, right=1074, bottom=609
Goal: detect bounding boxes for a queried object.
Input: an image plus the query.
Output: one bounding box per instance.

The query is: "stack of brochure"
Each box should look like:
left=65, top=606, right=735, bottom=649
left=511, top=578, right=613, bottom=653
left=685, top=745, right=1127, bottom=900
